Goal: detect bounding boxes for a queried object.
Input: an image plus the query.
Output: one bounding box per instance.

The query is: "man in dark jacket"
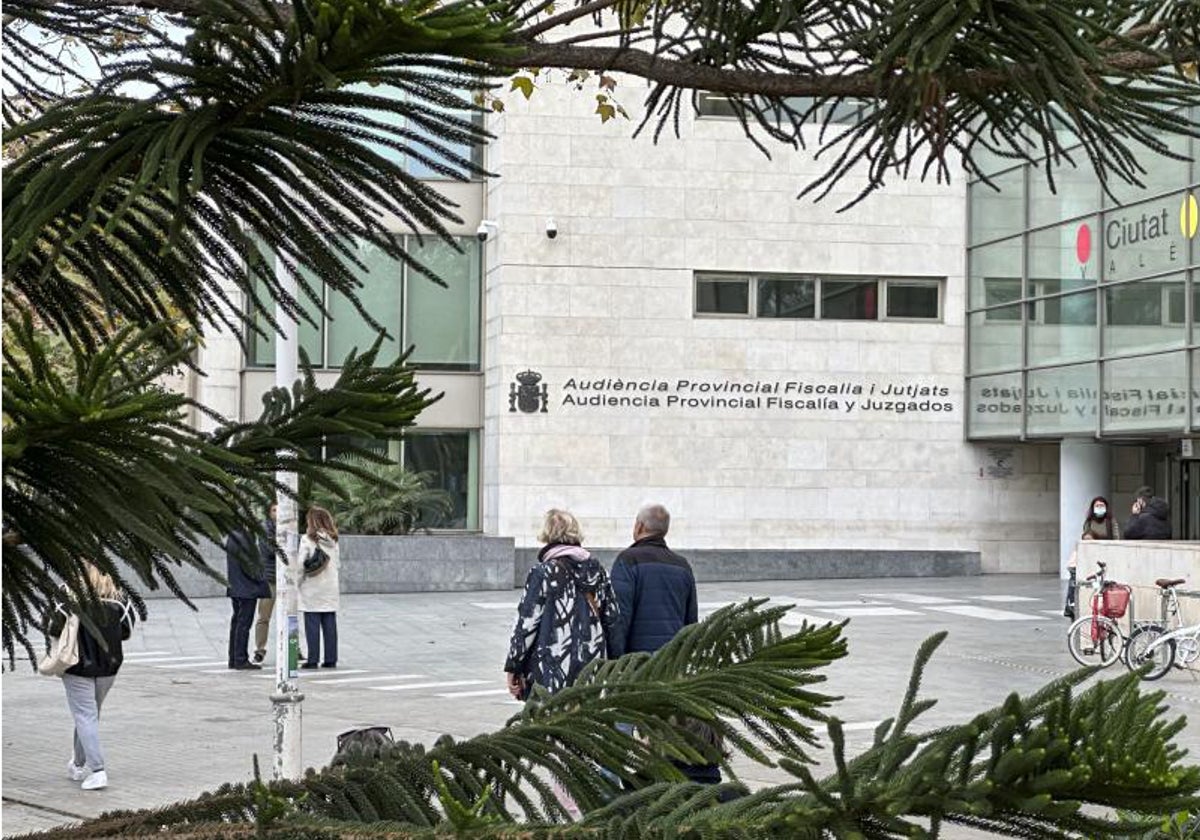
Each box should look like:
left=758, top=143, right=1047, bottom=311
left=226, top=527, right=270, bottom=670
left=1125, top=487, right=1172, bottom=540
left=610, top=504, right=698, bottom=657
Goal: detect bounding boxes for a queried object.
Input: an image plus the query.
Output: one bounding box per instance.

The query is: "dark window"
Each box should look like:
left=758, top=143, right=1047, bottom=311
left=886, top=283, right=939, bottom=319
left=1106, top=283, right=1161, bottom=326
left=403, top=432, right=474, bottom=530
left=821, top=280, right=878, bottom=320
left=696, top=278, right=750, bottom=315
left=757, top=278, right=815, bottom=318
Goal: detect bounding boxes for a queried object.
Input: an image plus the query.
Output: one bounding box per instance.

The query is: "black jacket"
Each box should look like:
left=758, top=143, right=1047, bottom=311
left=226, top=529, right=271, bottom=599
left=48, top=598, right=135, bottom=678
left=258, top=519, right=278, bottom=585
left=1125, top=497, right=1172, bottom=540
left=610, top=536, right=698, bottom=655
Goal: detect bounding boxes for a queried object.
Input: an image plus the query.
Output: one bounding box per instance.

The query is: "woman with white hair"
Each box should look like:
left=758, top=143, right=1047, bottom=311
left=504, top=509, right=621, bottom=700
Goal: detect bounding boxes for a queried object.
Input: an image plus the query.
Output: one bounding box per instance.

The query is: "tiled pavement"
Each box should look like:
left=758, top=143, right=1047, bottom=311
left=4, top=574, right=1200, bottom=837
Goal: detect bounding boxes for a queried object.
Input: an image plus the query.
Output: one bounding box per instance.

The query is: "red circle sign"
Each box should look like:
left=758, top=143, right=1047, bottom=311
left=1076, top=223, right=1091, bottom=264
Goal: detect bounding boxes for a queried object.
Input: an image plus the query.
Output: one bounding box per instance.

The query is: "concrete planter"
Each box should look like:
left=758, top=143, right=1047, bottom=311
left=136, top=534, right=515, bottom=600
left=515, top=548, right=981, bottom=587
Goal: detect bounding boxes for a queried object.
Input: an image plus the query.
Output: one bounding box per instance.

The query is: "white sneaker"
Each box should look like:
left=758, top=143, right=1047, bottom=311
left=67, top=760, right=88, bottom=781
left=81, top=770, right=108, bottom=790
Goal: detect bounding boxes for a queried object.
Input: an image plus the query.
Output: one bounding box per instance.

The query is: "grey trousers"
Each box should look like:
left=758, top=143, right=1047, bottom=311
left=62, top=673, right=115, bottom=771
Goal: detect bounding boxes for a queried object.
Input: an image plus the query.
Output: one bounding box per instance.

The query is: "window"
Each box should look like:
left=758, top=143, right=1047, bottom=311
left=248, top=256, right=325, bottom=367
left=351, top=83, right=484, bottom=180
left=696, top=276, right=751, bottom=315
left=321, top=432, right=479, bottom=531
left=403, top=430, right=479, bottom=530
left=821, top=279, right=877, bottom=320
left=982, top=278, right=1022, bottom=321
left=695, top=273, right=942, bottom=321
left=696, top=93, right=867, bottom=124
left=248, top=236, right=481, bottom=371
left=885, top=282, right=940, bottom=319
left=327, top=240, right=403, bottom=367
left=405, top=237, right=482, bottom=369
left=757, top=278, right=815, bottom=319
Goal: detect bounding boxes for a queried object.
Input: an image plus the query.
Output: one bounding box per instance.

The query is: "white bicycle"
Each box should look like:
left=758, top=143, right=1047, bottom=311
left=1137, top=620, right=1200, bottom=681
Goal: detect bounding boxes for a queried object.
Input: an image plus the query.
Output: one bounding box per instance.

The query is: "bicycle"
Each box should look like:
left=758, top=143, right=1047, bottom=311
left=1126, top=577, right=1200, bottom=680
left=1066, top=561, right=1132, bottom=668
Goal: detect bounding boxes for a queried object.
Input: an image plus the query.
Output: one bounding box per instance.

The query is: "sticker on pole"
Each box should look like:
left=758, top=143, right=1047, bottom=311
left=287, top=614, right=300, bottom=679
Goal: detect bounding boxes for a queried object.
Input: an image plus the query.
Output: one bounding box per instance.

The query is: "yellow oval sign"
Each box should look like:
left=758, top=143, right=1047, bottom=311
left=1181, top=193, right=1199, bottom=239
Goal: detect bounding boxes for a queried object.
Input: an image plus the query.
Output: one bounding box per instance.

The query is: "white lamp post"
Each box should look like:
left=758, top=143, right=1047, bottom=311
left=272, top=256, right=304, bottom=780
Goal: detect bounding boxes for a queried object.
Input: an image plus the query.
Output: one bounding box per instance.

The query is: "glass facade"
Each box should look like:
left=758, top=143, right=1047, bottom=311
left=966, top=126, right=1200, bottom=439
left=249, top=236, right=482, bottom=371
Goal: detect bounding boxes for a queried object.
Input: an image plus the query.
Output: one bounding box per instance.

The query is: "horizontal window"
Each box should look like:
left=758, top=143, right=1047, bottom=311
left=695, top=273, right=942, bottom=321
left=696, top=92, right=870, bottom=125
left=980, top=276, right=1189, bottom=327
left=248, top=236, right=481, bottom=371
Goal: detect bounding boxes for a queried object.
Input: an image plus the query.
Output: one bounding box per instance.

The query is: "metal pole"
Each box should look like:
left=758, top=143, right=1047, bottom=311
left=272, top=256, right=304, bottom=780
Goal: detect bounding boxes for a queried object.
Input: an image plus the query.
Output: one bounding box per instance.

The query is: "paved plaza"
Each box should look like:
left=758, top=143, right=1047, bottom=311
left=4, top=574, right=1200, bottom=837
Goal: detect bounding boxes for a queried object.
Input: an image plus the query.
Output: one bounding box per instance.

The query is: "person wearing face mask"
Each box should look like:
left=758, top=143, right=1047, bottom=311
left=1082, top=496, right=1120, bottom=541
left=1065, top=495, right=1120, bottom=619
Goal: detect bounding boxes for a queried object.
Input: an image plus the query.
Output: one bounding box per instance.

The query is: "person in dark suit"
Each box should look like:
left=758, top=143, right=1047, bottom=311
left=225, top=527, right=270, bottom=670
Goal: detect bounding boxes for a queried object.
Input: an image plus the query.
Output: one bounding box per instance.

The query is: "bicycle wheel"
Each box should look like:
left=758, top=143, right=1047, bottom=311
left=1067, top=615, right=1123, bottom=667
left=1125, top=624, right=1175, bottom=680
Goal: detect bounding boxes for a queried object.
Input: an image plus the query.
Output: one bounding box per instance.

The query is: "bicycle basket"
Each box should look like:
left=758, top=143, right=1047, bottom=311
left=1101, top=584, right=1131, bottom=619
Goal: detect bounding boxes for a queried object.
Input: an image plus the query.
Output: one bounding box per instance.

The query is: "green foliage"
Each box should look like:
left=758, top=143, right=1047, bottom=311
left=310, top=458, right=454, bottom=535
left=18, top=605, right=1200, bottom=839
left=3, top=0, right=511, bottom=353
left=24, top=602, right=845, bottom=836
left=1, top=317, right=436, bottom=662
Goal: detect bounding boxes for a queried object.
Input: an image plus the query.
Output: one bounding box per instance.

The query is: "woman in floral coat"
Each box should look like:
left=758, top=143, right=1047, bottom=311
left=504, top=509, right=622, bottom=700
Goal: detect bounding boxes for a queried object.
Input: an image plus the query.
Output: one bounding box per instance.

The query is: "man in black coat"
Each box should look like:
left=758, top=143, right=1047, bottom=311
left=610, top=504, right=698, bottom=656
left=226, top=527, right=270, bottom=670
left=1124, top=486, right=1172, bottom=541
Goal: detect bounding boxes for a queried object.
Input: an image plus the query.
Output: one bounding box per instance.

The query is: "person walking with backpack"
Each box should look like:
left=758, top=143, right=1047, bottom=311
left=298, top=505, right=341, bottom=669
left=47, top=563, right=136, bottom=791
left=504, top=509, right=621, bottom=700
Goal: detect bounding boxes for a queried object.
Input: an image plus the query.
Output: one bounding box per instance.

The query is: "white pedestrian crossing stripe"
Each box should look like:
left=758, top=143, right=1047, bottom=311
left=435, top=688, right=512, bottom=699
left=787, top=598, right=887, bottom=608
left=926, top=605, right=1042, bottom=621
left=309, top=674, right=426, bottom=685
left=154, top=661, right=228, bottom=669
left=861, top=593, right=963, bottom=605
left=126, top=655, right=210, bottom=664
left=779, top=612, right=836, bottom=627
left=817, top=607, right=921, bottom=617
left=970, top=595, right=1042, bottom=603
left=123, top=650, right=174, bottom=658
left=470, top=602, right=517, bottom=610
left=370, top=680, right=488, bottom=692
left=255, top=669, right=371, bottom=679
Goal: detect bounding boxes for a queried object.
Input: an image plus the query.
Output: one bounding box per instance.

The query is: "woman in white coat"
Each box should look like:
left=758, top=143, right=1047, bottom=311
left=298, top=505, right=341, bottom=668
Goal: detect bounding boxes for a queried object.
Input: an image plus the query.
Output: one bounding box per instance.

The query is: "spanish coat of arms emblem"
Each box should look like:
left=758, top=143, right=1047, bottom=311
left=509, top=369, right=549, bottom=413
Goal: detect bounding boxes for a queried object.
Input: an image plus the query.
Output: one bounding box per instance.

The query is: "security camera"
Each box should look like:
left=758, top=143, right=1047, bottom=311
left=545, top=218, right=558, bottom=240
left=476, top=219, right=499, bottom=242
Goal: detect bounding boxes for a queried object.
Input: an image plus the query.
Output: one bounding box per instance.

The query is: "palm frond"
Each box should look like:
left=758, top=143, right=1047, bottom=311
left=3, top=0, right=511, bottom=351
left=1, top=313, right=437, bottom=663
